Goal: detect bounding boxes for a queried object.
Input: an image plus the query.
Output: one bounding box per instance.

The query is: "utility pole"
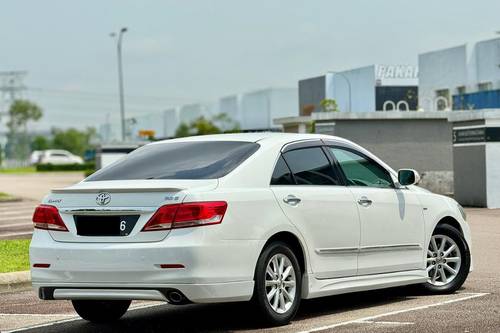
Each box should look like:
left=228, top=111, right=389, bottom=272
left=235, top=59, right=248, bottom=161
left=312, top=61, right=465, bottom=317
left=110, top=28, right=128, bottom=142
left=0, top=71, right=27, bottom=116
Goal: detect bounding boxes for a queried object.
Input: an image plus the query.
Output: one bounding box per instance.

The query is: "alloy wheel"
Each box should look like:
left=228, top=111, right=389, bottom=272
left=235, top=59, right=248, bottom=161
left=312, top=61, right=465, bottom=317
left=265, top=253, right=297, bottom=314
left=426, top=234, right=462, bottom=286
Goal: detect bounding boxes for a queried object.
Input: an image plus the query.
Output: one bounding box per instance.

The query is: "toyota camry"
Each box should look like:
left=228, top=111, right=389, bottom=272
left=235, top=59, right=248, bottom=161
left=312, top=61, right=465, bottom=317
left=29, top=133, right=472, bottom=326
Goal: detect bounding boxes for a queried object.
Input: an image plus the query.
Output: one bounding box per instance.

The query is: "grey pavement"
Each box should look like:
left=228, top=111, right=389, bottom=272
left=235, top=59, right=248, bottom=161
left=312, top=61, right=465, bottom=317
left=0, top=173, right=83, bottom=240
left=0, top=172, right=84, bottom=202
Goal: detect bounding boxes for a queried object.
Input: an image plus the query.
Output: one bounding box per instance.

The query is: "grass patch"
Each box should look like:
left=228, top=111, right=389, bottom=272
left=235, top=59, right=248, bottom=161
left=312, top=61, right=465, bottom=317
left=0, top=166, right=37, bottom=174
left=0, top=192, right=19, bottom=202
left=0, top=239, right=30, bottom=273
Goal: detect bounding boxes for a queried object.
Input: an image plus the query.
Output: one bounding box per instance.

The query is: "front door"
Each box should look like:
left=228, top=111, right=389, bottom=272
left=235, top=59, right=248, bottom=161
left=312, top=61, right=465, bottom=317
left=328, top=146, right=425, bottom=275
left=270, top=146, right=360, bottom=279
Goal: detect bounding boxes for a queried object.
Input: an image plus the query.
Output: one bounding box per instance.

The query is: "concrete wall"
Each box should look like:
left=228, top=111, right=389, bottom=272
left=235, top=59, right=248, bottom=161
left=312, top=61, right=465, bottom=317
left=453, top=144, right=486, bottom=206
left=328, top=119, right=453, bottom=173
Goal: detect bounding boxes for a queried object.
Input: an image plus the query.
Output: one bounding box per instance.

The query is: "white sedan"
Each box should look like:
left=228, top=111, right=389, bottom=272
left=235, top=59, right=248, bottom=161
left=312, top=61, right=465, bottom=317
left=30, top=133, right=472, bottom=326
left=38, top=149, right=84, bottom=165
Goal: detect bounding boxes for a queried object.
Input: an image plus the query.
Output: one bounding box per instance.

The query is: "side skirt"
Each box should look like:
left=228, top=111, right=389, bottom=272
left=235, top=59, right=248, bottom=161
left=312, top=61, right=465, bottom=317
left=302, top=269, right=427, bottom=299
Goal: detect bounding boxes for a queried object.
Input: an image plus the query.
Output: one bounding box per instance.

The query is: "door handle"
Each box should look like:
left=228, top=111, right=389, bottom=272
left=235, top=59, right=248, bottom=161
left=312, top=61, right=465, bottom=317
left=283, top=195, right=301, bottom=206
left=357, top=196, right=372, bottom=207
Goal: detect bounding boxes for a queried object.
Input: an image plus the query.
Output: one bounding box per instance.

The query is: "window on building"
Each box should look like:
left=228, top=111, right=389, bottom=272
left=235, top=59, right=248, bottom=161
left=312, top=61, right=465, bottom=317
left=456, top=86, right=466, bottom=95
left=435, top=89, right=450, bottom=111
left=478, top=82, right=493, bottom=92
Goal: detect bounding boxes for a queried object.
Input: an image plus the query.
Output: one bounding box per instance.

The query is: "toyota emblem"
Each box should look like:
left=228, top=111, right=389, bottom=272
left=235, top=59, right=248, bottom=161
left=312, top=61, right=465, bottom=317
left=96, top=192, right=111, bottom=206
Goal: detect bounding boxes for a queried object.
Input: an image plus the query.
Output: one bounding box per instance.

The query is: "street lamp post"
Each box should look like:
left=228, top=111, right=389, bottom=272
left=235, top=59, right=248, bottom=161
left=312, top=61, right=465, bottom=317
left=110, top=27, right=128, bottom=142
left=328, top=71, right=352, bottom=112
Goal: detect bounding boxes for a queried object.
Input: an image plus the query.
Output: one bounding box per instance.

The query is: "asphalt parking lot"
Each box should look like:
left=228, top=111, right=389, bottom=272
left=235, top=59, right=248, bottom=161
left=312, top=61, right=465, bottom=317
left=0, top=208, right=498, bottom=332
left=0, top=172, right=498, bottom=332
left=0, top=173, right=83, bottom=240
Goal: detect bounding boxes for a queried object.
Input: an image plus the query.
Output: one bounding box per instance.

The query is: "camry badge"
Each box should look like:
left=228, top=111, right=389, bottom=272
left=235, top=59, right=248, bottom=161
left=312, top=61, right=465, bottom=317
left=96, top=192, right=111, bottom=206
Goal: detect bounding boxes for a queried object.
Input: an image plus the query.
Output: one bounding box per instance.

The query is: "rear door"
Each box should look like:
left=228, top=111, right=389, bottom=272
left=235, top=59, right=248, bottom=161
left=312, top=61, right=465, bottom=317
left=270, top=142, right=360, bottom=279
left=327, top=145, right=425, bottom=275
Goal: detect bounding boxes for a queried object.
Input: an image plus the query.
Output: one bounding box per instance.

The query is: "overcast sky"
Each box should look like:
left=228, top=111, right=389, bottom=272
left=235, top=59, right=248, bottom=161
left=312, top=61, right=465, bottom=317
left=1, top=0, right=500, bottom=129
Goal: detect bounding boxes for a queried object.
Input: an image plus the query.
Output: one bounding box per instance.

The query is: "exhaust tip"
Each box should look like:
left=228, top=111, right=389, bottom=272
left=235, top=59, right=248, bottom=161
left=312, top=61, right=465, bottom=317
left=167, top=290, right=186, bottom=304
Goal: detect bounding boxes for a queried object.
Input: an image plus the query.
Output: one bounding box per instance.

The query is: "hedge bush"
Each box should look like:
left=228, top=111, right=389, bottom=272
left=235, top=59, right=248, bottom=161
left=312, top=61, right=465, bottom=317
left=36, top=162, right=95, bottom=172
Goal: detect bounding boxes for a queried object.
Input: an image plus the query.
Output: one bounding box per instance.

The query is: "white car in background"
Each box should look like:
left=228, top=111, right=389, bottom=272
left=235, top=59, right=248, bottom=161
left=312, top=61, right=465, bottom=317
left=30, top=133, right=472, bottom=326
left=38, top=149, right=83, bottom=165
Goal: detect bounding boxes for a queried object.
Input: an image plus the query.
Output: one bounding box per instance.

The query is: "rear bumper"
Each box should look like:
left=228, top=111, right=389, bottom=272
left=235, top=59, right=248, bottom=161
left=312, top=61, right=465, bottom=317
left=30, top=230, right=263, bottom=303
left=33, top=280, right=254, bottom=303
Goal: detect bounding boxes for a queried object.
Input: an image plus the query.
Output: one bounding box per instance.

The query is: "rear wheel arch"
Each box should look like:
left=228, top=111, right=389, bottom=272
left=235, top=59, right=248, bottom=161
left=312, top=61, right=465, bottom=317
left=260, top=231, right=307, bottom=275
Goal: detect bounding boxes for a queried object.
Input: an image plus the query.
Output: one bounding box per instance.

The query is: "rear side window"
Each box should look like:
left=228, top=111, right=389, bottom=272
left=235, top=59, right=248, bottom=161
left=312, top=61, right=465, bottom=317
left=283, top=147, right=341, bottom=185
left=86, top=141, right=259, bottom=181
left=271, top=156, right=295, bottom=185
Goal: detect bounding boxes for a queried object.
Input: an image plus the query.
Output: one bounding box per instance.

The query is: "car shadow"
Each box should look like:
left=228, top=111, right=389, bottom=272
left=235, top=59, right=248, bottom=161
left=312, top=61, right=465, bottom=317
left=22, top=285, right=444, bottom=333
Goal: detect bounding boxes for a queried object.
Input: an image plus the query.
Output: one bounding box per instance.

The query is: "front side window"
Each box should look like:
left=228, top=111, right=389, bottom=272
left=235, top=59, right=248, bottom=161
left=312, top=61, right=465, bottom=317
left=283, top=147, right=340, bottom=185
left=329, top=147, right=393, bottom=188
left=86, top=141, right=260, bottom=181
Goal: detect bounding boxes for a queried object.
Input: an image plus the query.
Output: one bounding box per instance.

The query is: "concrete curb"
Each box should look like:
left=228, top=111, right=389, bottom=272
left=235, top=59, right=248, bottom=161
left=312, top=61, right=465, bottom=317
left=0, top=271, right=31, bottom=293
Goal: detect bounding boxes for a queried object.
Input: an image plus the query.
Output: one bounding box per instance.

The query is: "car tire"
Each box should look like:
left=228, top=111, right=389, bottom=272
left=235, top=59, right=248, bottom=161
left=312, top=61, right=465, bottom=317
left=72, top=300, right=131, bottom=323
left=422, top=224, right=471, bottom=294
left=253, top=241, right=302, bottom=326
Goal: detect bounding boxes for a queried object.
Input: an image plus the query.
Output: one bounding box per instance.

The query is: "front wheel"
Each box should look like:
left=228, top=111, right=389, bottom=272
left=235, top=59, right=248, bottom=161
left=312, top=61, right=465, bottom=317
left=423, top=224, right=470, bottom=293
left=72, top=300, right=131, bottom=323
left=253, top=241, right=302, bottom=326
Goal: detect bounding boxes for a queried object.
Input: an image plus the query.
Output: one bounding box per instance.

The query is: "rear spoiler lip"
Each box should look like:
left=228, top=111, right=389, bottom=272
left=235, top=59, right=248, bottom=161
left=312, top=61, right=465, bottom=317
left=51, top=187, right=185, bottom=194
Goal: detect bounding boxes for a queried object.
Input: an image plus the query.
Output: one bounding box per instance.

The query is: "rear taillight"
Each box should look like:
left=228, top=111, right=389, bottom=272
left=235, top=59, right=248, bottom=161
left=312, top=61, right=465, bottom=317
left=32, top=204, right=68, bottom=231
left=142, top=201, right=227, bottom=231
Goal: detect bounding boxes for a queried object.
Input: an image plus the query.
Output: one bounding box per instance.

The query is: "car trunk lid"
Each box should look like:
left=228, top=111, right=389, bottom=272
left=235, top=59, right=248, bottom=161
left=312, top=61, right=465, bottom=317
left=46, top=179, right=217, bottom=243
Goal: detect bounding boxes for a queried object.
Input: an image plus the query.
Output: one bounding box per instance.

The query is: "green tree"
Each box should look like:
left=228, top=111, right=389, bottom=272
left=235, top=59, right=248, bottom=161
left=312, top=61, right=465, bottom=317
left=31, top=135, right=51, bottom=151
left=51, top=127, right=97, bottom=156
left=174, top=116, right=221, bottom=137
left=212, top=113, right=240, bottom=133
left=174, top=113, right=240, bottom=138
left=174, top=123, right=191, bottom=138
left=5, top=100, right=43, bottom=160
left=319, top=99, right=339, bottom=112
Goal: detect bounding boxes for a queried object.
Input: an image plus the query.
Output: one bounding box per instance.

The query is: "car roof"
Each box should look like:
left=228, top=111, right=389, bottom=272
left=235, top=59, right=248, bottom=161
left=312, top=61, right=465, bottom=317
left=152, top=132, right=349, bottom=145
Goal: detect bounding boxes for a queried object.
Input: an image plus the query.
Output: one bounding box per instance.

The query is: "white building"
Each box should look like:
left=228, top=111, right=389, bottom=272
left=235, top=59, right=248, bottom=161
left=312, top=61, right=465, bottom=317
left=217, top=88, right=298, bottom=131
left=419, top=37, right=500, bottom=111
left=298, top=65, right=418, bottom=115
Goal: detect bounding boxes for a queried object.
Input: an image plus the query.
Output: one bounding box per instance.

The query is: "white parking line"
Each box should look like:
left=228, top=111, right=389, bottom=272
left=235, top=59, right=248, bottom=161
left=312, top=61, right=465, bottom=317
left=0, top=216, right=33, bottom=222
left=2, top=302, right=164, bottom=333
left=0, top=223, right=32, bottom=229
left=0, top=231, right=33, bottom=238
left=358, top=320, right=414, bottom=325
left=298, top=292, right=489, bottom=333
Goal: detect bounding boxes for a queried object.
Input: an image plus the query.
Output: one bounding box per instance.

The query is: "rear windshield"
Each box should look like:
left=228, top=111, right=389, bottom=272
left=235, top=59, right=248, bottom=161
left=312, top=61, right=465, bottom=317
left=86, top=141, right=260, bottom=181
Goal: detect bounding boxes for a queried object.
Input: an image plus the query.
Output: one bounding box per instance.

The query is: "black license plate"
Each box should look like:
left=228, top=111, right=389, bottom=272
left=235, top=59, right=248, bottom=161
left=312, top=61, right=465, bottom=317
left=74, top=215, right=139, bottom=236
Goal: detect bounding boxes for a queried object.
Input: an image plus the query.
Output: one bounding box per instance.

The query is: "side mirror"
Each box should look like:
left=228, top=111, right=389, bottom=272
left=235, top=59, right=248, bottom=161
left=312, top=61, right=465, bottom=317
left=398, top=169, right=420, bottom=186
